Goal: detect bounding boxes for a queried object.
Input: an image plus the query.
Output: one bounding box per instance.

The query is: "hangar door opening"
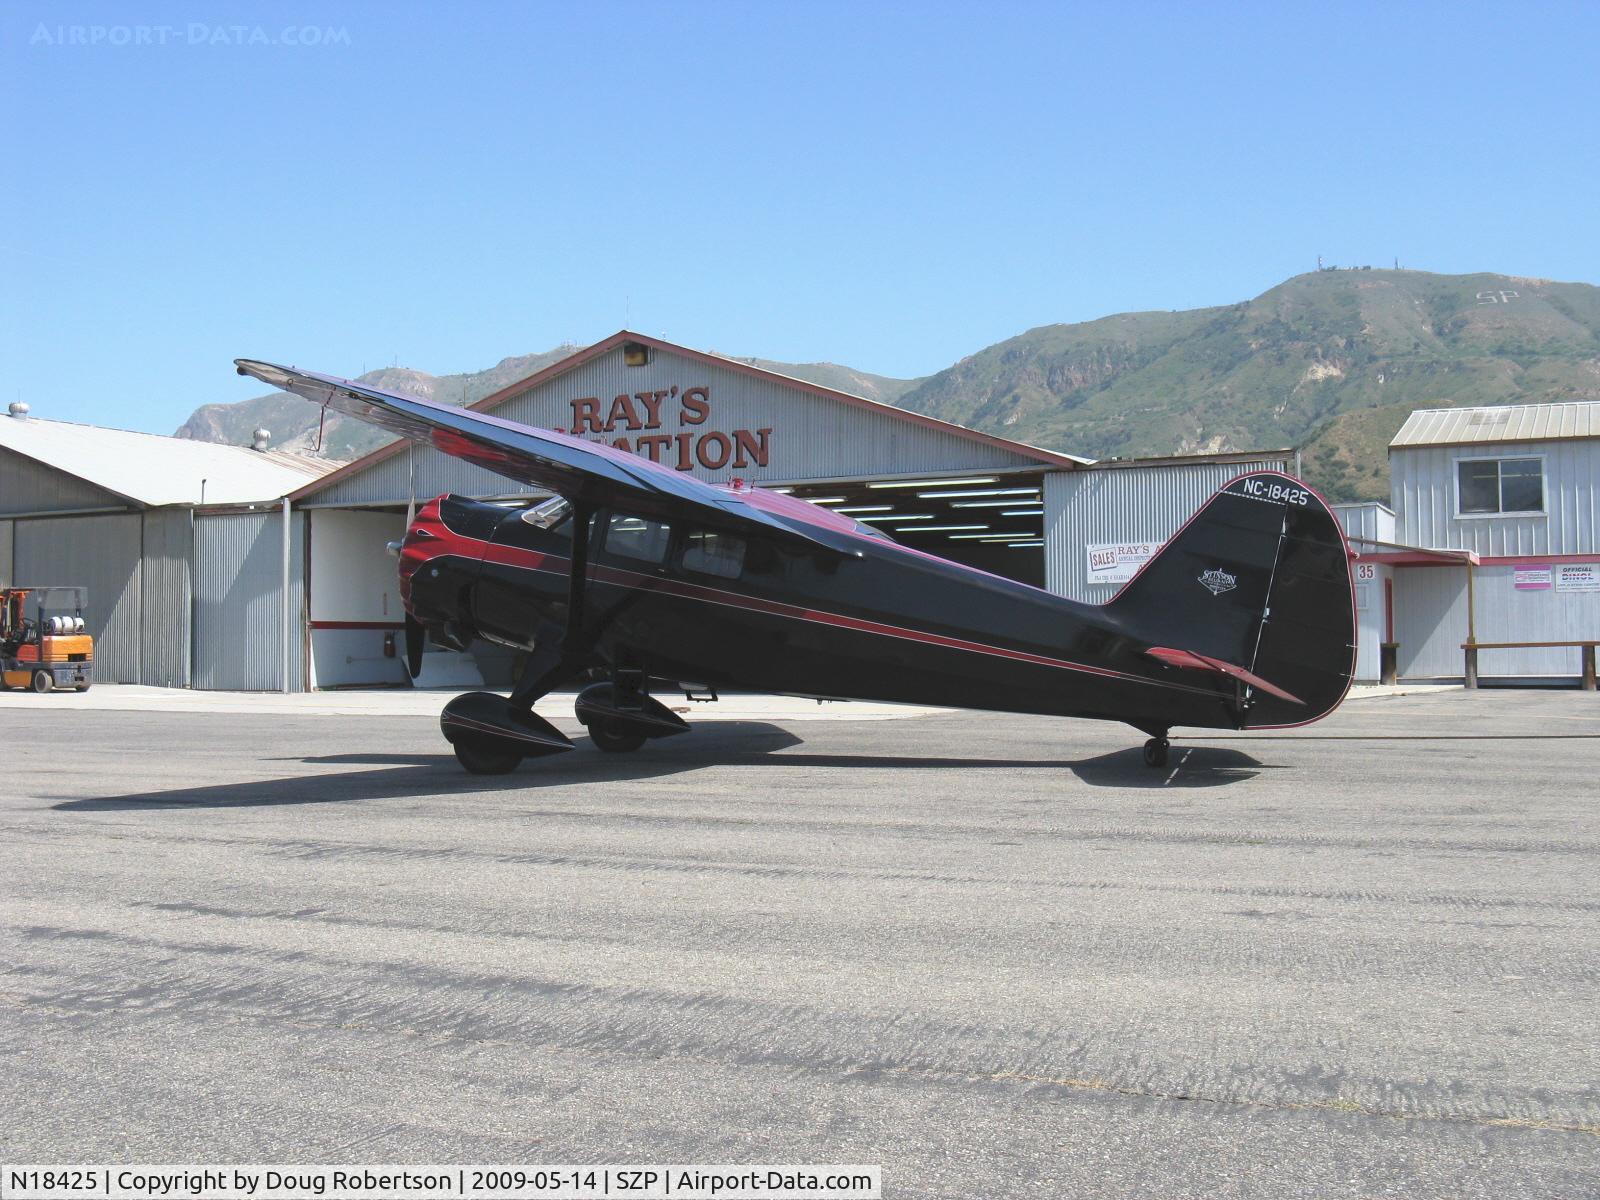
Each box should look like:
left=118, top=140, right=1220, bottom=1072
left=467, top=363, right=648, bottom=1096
left=308, top=509, right=409, bottom=688
left=306, top=507, right=513, bottom=689
left=779, top=473, right=1045, bottom=586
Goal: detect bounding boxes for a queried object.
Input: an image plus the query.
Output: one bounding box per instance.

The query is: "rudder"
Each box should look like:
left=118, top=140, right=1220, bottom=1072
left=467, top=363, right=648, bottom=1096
left=1108, top=471, right=1356, bottom=728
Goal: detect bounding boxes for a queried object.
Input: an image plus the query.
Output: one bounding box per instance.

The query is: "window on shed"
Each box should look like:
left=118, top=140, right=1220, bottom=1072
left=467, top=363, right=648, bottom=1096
left=681, top=530, right=745, bottom=579
left=604, top=513, right=672, bottom=563
left=1456, top=457, right=1544, bottom=516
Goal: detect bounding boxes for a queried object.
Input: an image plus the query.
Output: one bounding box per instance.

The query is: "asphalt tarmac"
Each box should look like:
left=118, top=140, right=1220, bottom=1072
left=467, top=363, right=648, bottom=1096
left=2, top=688, right=1597, bottom=1198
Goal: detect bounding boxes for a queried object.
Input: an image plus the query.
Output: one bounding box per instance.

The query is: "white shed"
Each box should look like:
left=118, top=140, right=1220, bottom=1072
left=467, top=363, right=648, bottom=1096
left=1383, top=401, right=1600, bottom=682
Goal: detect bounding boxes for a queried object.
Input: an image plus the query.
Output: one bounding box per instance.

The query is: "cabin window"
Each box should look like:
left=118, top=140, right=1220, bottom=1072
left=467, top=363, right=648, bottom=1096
left=681, top=530, right=745, bottom=580
left=1456, top=457, right=1544, bottom=516
left=604, top=513, right=672, bottom=564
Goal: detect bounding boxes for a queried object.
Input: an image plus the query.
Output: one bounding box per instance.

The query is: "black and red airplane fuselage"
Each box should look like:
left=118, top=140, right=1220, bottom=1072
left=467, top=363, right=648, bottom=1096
left=232, top=358, right=1355, bottom=775
left=400, top=471, right=1355, bottom=769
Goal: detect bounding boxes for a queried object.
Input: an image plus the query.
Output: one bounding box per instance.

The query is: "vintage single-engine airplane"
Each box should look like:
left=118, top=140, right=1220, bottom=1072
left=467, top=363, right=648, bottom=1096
left=236, top=359, right=1356, bottom=774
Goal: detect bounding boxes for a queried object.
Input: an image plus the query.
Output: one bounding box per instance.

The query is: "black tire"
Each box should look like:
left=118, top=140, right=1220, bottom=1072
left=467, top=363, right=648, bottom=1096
left=31, top=670, right=53, bottom=694
left=75, top=681, right=91, bottom=693
left=1142, top=737, right=1170, bottom=768
left=586, top=719, right=646, bottom=754
left=452, top=737, right=523, bottom=775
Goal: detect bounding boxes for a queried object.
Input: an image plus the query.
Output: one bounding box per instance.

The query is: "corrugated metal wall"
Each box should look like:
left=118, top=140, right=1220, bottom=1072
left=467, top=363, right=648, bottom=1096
left=0, top=519, right=11, bottom=587
left=0, top=446, right=126, bottom=515
left=1393, top=563, right=1600, bottom=680
left=194, top=509, right=306, bottom=691
left=1391, top=439, right=1600, bottom=554
left=1393, top=567, right=1468, bottom=679
left=1469, top=566, right=1600, bottom=678
left=1334, top=504, right=1397, bottom=682
left=1043, top=458, right=1292, bottom=601
left=140, top=508, right=193, bottom=688
left=307, top=346, right=1046, bottom=507
left=1332, top=502, right=1396, bottom=547
left=12, top=513, right=143, bottom=682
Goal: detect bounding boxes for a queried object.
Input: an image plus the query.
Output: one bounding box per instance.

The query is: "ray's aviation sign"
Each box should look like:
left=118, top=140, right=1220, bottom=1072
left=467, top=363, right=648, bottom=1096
left=562, top=386, right=772, bottom=473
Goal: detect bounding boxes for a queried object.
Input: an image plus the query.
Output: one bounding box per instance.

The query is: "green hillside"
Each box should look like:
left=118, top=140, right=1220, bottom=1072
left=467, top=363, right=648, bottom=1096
left=181, top=270, right=1600, bottom=501
left=729, top=357, right=920, bottom=406
left=895, top=270, right=1600, bottom=500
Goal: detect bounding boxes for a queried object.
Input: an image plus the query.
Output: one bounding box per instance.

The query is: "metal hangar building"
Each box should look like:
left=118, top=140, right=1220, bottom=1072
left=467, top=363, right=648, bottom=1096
left=0, top=406, right=335, bottom=686
left=275, top=331, right=1293, bottom=692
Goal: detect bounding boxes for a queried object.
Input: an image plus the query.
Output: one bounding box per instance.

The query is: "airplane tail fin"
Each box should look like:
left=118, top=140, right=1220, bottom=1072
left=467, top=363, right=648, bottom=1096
left=1108, top=471, right=1356, bottom=728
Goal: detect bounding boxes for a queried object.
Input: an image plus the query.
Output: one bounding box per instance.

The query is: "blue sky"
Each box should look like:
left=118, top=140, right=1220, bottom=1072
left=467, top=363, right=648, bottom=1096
left=3, top=1, right=1597, bottom=432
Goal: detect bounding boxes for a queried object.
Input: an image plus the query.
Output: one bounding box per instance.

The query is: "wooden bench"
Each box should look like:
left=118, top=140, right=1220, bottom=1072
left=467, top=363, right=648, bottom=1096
left=1458, top=641, right=1598, bottom=691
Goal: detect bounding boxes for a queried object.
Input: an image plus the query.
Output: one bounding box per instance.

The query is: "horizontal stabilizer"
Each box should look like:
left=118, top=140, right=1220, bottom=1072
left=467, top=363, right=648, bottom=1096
left=1144, top=646, right=1304, bottom=706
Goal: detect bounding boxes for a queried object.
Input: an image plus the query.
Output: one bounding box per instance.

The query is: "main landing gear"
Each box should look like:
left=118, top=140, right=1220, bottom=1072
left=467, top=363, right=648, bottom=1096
left=439, top=673, right=692, bottom=773
left=585, top=719, right=646, bottom=755
left=440, top=689, right=574, bottom=774
left=453, top=733, right=526, bottom=776
left=574, top=675, right=689, bottom=753
left=435, top=502, right=688, bottom=775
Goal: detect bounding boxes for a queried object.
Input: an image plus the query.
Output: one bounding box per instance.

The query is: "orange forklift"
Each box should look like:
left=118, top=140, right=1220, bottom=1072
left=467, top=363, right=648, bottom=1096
left=1, top=586, right=93, bottom=692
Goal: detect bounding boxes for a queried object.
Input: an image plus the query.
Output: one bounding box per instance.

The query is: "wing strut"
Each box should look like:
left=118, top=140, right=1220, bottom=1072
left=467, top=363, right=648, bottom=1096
left=507, top=502, right=599, bottom=711
left=562, top=502, right=597, bottom=662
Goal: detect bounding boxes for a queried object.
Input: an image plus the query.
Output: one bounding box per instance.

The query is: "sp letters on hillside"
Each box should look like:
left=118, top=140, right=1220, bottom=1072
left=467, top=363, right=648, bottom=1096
left=564, top=385, right=772, bottom=473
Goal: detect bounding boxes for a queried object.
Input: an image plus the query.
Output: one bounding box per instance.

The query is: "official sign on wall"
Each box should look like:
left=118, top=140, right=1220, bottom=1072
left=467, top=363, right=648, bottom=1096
left=1555, top=562, right=1600, bottom=592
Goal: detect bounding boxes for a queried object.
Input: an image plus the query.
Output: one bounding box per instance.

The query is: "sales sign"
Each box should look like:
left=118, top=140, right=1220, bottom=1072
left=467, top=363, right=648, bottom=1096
left=1086, top=541, right=1162, bottom=585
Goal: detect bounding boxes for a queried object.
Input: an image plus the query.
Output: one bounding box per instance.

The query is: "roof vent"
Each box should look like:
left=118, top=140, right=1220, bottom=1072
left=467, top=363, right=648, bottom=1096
left=251, top=428, right=271, bottom=451
left=8, top=401, right=28, bottom=419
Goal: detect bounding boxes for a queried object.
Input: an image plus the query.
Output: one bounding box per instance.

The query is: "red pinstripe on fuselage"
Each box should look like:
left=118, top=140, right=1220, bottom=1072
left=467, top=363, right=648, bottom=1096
left=401, top=497, right=1232, bottom=714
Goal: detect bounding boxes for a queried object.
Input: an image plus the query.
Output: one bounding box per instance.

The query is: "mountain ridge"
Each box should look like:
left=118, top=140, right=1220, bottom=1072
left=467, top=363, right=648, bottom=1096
left=178, top=269, right=1600, bottom=501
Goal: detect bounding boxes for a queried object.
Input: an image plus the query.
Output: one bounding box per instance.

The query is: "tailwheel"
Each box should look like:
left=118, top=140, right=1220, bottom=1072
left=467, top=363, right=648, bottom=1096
left=31, top=670, right=53, bottom=694
left=586, top=718, right=646, bottom=754
left=1142, top=737, right=1170, bottom=769
left=451, top=737, right=524, bottom=776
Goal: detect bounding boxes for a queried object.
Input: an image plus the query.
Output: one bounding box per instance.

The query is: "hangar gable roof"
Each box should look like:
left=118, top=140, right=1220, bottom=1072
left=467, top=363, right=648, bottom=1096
left=0, top=413, right=337, bottom=508
left=293, top=331, right=1090, bottom=504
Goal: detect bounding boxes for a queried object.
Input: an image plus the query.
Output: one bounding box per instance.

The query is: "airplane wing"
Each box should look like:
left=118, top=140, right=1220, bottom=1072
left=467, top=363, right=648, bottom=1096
left=235, top=359, right=868, bottom=555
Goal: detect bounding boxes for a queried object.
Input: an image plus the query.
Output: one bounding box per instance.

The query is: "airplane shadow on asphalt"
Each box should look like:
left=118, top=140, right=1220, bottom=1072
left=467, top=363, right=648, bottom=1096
left=52, top=724, right=1268, bottom=811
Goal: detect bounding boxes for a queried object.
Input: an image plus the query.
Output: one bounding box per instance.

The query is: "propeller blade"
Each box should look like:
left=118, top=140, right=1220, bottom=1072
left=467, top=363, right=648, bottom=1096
left=405, top=614, right=426, bottom=678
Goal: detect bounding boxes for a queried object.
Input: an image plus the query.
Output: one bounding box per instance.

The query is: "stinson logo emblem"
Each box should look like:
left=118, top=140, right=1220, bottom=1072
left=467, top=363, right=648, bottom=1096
left=1198, top=568, right=1237, bottom=595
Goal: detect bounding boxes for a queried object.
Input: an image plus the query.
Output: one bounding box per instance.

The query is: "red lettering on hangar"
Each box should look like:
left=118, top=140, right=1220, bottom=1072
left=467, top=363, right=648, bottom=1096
left=564, top=385, right=772, bottom=471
